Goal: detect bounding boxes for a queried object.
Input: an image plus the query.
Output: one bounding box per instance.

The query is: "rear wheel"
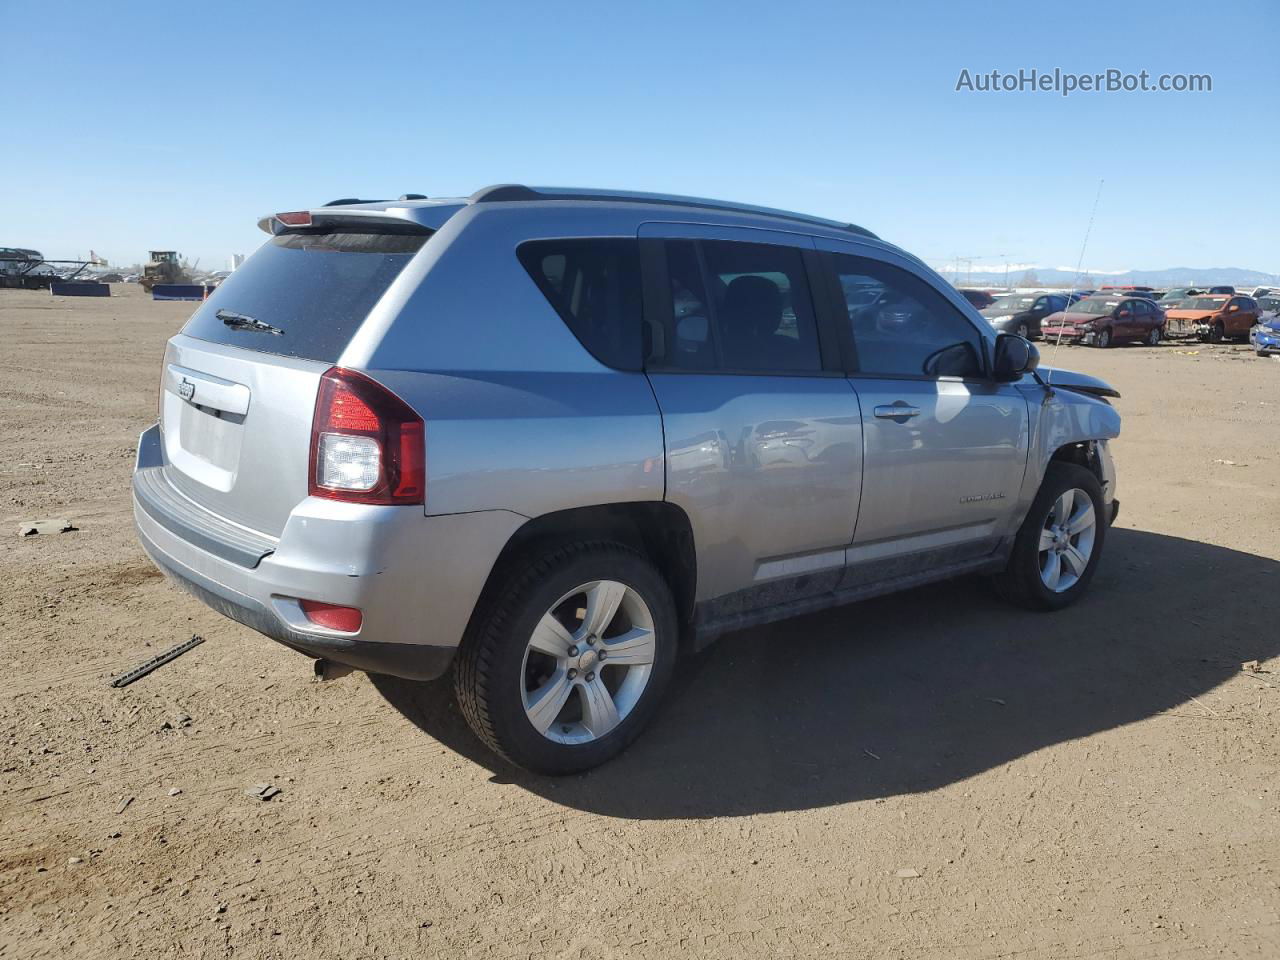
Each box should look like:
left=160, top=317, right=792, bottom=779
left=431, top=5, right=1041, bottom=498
left=454, top=542, right=678, bottom=775
left=993, top=462, right=1107, bottom=611
left=1094, top=328, right=1112, bottom=348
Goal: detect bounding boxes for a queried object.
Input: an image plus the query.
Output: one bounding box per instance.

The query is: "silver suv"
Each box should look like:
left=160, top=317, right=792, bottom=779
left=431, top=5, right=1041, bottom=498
left=133, top=185, right=1121, bottom=774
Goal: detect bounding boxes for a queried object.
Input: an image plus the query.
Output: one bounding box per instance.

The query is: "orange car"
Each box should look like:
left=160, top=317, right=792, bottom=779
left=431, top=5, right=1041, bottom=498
left=1165, top=294, right=1260, bottom=342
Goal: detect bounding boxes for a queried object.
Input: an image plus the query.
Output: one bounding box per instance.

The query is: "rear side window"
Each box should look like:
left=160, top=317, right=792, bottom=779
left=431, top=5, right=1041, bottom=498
left=182, top=231, right=427, bottom=362
left=518, top=239, right=643, bottom=370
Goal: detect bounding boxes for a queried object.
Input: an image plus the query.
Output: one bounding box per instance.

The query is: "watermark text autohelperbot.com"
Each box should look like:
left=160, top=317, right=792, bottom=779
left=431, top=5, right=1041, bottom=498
left=956, top=68, right=1211, bottom=97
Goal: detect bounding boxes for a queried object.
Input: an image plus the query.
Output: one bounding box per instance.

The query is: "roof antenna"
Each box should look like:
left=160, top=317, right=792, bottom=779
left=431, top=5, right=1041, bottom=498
left=1044, top=179, right=1105, bottom=393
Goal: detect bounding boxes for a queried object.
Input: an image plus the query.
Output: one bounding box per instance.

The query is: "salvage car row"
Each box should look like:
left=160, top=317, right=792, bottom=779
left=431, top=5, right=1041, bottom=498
left=965, top=285, right=1280, bottom=354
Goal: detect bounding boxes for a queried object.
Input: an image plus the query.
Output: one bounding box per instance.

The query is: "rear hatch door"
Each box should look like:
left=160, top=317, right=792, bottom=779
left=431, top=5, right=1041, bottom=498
left=157, top=227, right=428, bottom=538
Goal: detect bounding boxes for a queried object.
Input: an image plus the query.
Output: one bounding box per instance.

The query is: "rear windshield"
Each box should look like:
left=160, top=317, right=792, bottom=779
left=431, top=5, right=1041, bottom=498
left=181, top=231, right=427, bottom=362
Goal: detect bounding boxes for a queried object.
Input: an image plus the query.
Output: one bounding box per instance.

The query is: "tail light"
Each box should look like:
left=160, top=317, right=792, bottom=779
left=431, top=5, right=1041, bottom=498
left=309, top=367, right=424, bottom=505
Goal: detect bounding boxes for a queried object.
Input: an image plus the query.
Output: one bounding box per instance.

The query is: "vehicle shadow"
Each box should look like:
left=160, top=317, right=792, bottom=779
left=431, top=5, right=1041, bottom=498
left=372, top=528, right=1280, bottom=819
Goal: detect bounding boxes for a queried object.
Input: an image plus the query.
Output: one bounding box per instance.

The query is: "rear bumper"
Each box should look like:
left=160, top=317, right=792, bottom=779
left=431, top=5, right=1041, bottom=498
left=132, top=423, right=525, bottom=681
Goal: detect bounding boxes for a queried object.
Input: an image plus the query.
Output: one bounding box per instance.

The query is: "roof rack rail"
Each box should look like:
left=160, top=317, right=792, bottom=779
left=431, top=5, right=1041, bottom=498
left=399, top=193, right=429, bottom=200
left=466, top=184, right=878, bottom=240
left=323, top=198, right=379, bottom=207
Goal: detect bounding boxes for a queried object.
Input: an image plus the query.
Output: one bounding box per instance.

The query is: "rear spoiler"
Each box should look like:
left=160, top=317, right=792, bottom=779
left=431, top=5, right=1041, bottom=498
left=256, top=208, right=434, bottom=237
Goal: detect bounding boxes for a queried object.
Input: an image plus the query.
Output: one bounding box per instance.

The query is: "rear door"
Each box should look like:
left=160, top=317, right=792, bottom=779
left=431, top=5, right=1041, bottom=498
left=817, top=242, right=1030, bottom=582
left=158, top=228, right=430, bottom=537
left=638, top=224, right=863, bottom=609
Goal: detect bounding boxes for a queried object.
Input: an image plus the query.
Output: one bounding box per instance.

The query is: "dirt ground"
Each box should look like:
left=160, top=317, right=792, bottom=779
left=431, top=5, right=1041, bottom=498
left=2, top=283, right=1278, bottom=959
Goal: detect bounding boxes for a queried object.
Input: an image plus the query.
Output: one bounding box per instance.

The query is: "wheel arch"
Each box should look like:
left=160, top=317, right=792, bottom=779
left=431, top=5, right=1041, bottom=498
left=473, top=501, right=698, bottom=634
left=1049, top=440, right=1107, bottom=488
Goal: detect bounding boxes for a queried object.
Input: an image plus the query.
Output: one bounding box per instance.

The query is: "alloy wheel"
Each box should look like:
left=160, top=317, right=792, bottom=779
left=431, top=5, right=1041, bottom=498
left=520, top=580, right=656, bottom=745
left=1038, top=488, right=1097, bottom=593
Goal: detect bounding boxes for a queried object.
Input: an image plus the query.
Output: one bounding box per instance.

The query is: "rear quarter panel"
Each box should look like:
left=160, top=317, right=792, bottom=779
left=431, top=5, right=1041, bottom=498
left=344, top=205, right=666, bottom=518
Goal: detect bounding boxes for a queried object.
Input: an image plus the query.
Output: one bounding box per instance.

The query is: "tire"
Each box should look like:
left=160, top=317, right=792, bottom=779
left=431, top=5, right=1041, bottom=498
left=454, top=541, right=678, bottom=775
left=1015, top=323, right=1029, bottom=339
left=1210, top=322, right=1225, bottom=343
left=1094, top=328, right=1112, bottom=348
left=993, top=462, right=1107, bottom=611
left=1146, top=327, right=1161, bottom=346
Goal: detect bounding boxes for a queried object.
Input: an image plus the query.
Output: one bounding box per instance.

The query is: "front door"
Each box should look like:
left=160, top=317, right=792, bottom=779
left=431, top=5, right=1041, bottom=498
left=639, top=229, right=864, bottom=610
left=1226, top=297, right=1256, bottom=337
left=819, top=244, right=1030, bottom=584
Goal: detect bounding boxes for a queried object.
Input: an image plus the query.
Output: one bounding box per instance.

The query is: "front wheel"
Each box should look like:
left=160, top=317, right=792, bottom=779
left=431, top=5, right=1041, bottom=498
left=993, top=462, right=1107, bottom=611
left=1146, top=327, right=1161, bottom=346
left=1094, top=328, right=1112, bottom=348
left=1015, top=323, right=1029, bottom=339
left=454, top=542, right=678, bottom=774
left=1210, top=322, right=1225, bottom=343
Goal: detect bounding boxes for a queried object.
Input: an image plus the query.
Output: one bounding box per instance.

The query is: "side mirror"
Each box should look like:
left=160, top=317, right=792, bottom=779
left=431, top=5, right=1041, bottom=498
left=992, top=333, right=1039, bottom=382
left=1117, top=308, right=1131, bottom=318
left=1228, top=304, right=1239, bottom=312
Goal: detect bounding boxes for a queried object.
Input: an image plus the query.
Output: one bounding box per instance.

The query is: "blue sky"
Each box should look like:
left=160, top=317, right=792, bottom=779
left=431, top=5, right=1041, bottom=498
left=3, top=0, right=1277, bottom=275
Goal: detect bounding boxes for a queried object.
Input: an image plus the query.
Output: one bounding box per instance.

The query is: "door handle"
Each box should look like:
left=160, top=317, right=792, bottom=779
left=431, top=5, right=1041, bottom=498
left=873, top=403, right=921, bottom=421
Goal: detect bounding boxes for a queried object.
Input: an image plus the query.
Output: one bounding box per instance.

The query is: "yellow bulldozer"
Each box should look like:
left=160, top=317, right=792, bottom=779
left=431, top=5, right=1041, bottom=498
left=139, top=251, right=193, bottom=292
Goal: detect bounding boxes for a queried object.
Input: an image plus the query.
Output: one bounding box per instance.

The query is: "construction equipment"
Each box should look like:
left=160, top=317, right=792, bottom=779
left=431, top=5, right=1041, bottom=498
left=0, top=248, right=94, bottom=289
left=139, top=251, right=193, bottom=292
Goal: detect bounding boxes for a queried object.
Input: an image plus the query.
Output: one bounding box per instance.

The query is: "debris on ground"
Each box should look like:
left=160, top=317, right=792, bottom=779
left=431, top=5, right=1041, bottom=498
left=245, top=783, right=282, bottom=801
left=1242, top=660, right=1264, bottom=673
left=895, top=868, right=922, bottom=878
left=167, top=787, right=183, bottom=797
left=159, top=713, right=193, bottom=732
left=109, top=635, right=205, bottom=688
left=986, top=697, right=1007, bottom=705
left=1212, top=459, right=1247, bottom=467
left=17, top=519, right=77, bottom=537
left=114, top=796, right=133, bottom=815
left=863, top=749, right=881, bottom=760
left=67, top=857, right=83, bottom=865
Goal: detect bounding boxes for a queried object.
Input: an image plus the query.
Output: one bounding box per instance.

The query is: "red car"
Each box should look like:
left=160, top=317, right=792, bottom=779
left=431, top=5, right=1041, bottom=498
left=958, top=288, right=997, bottom=309
left=1041, top=295, right=1166, bottom=348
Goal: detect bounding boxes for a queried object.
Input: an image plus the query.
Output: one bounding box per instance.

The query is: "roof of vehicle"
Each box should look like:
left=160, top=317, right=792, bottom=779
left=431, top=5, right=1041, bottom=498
left=258, top=184, right=880, bottom=243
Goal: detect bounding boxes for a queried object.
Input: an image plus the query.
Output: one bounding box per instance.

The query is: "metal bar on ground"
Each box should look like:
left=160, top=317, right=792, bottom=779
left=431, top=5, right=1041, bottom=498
left=109, top=635, right=205, bottom=688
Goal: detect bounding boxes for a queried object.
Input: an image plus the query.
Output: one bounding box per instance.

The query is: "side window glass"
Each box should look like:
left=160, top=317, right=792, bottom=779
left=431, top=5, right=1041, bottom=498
left=517, top=238, right=642, bottom=370
left=663, top=240, right=715, bottom=371
left=1032, top=297, right=1049, bottom=312
left=700, top=240, right=822, bottom=373
left=830, top=254, right=984, bottom=378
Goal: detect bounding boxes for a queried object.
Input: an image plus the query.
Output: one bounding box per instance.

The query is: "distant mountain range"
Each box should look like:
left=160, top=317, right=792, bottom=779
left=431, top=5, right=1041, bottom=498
left=939, top=266, right=1279, bottom=289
